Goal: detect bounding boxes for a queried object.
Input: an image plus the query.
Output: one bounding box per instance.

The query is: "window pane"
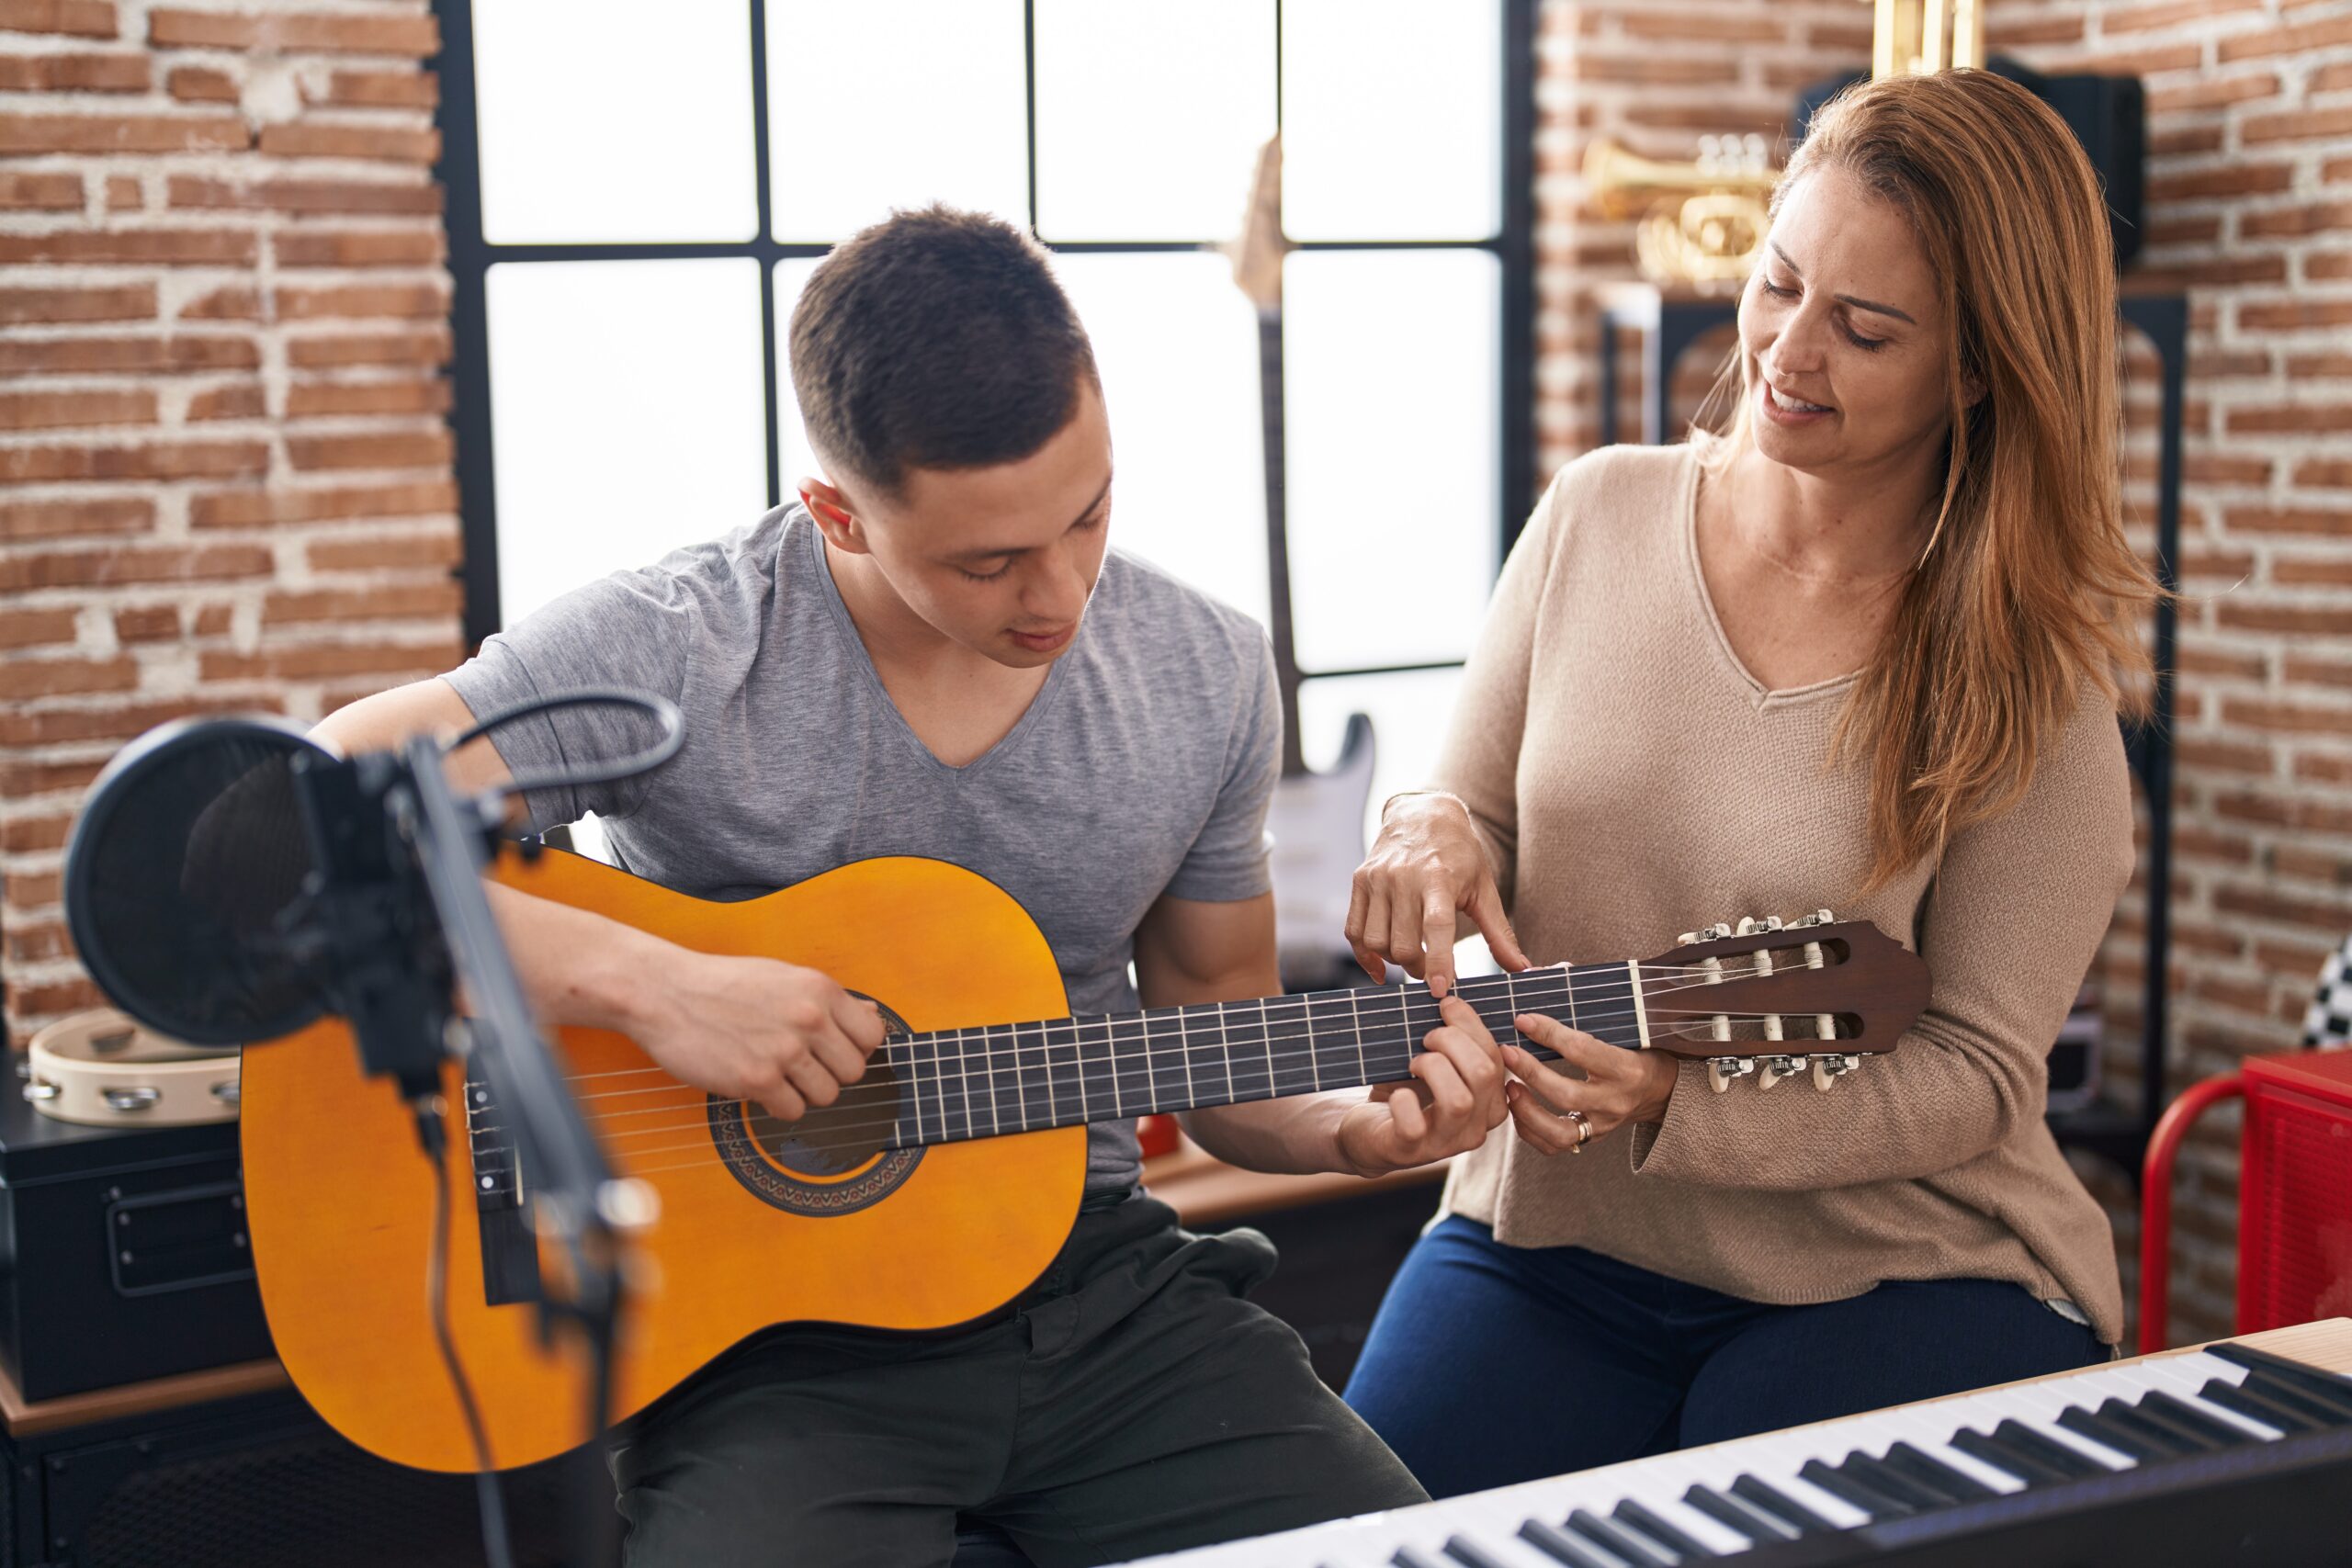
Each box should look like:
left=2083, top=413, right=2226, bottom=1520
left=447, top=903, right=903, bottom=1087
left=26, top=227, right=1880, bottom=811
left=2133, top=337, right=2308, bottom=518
left=767, top=0, right=1028, bottom=242
left=1299, top=666, right=1466, bottom=852
left=1283, top=0, right=1502, bottom=242
left=1284, top=249, right=1498, bottom=671
left=1034, top=0, right=1274, bottom=243
left=487, top=259, right=769, bottom=626
left=773, top=256, right=826, bottom=492
left=474, top=0, right=755, bottom=244
left=1051, top=253, right=1269, bottom=626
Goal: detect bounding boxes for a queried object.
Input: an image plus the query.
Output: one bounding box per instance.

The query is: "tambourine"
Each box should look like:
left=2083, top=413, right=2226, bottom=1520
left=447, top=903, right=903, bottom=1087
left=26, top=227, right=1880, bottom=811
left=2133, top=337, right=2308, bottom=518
left=23, top=1008, right=240, bottom=1127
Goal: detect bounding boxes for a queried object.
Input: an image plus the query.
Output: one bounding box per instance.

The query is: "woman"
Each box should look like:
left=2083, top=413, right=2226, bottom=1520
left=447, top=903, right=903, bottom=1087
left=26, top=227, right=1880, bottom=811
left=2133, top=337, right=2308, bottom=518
left=1338, top=70, right=2163, bottom=1500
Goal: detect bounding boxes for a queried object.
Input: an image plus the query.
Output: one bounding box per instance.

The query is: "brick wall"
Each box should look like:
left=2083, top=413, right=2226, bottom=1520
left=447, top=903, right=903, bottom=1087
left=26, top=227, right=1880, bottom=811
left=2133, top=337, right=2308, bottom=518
left=1537, top=0, right=2352, bottom=1346
left=0, top=0, right=455, bottom=1046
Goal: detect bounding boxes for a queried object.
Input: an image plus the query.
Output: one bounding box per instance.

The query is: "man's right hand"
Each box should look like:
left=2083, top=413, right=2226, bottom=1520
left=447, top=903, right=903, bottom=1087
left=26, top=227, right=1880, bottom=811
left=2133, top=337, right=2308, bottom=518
left=626, top=949, right=887, bottom=1122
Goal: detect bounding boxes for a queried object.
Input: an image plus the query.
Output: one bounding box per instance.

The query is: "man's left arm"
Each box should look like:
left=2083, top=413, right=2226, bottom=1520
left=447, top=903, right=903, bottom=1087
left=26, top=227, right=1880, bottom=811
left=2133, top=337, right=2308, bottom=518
left=1136, top=893, right=1508, bottom=1178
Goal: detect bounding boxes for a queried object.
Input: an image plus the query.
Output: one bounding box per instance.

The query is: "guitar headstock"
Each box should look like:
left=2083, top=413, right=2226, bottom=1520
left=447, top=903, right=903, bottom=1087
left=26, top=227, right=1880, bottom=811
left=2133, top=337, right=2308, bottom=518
left=1636, top=911, right=1928, bottom=1093
left=1225, top=131, right=1287, bottom=315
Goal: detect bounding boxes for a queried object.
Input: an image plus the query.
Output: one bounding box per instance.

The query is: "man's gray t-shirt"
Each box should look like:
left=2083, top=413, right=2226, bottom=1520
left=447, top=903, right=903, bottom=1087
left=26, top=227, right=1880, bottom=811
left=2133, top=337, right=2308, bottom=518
left=444, top=505, right=1281, bottom=1192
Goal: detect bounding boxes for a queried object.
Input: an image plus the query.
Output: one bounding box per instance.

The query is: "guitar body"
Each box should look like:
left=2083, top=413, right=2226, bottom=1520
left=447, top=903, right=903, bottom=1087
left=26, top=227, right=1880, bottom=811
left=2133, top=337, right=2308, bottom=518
left=243, top=852, right=1084, bottom=1473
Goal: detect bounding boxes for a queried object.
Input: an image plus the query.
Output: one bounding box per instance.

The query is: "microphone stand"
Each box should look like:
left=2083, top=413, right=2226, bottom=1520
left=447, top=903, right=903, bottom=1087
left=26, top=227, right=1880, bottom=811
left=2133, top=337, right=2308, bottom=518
left=290, top=735, right=632, bottom=1568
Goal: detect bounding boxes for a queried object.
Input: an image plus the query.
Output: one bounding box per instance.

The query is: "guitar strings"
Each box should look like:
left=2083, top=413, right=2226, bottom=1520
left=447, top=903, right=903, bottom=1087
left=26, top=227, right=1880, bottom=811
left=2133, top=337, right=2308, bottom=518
left=463, top=963, right=1814, bottom=1136
left=464, top=966, right=1850, bottom=1156
left=466, top=990, right=1852, bottom=1170
left=523, top=960, right=1759, bottom=1091
left=477, top=1008, right=1863, bottom=1188
left=492, top=960, right=1829, bottom=1104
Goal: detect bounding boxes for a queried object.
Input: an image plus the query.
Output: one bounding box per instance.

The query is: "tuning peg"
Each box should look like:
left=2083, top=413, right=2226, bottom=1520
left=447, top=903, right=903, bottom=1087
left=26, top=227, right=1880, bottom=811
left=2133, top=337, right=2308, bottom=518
left=1707, top=922, right=1735, bottom=940
left=1707, top=1055, right=1757, bottom=1093
left=1811, top=1054, right=1862, bottom=1091
left=1758, top=1055, right=1804, bottom=1089
left=1677, top=931, right=1700, bottom=945
left=1735, top=915, right=1784, bottom=935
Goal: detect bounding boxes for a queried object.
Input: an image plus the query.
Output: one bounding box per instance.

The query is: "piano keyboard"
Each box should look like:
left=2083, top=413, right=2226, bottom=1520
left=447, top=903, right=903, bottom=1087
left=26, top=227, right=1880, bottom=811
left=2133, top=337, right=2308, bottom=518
left=1115, top=1322, right=2352, bottom=1568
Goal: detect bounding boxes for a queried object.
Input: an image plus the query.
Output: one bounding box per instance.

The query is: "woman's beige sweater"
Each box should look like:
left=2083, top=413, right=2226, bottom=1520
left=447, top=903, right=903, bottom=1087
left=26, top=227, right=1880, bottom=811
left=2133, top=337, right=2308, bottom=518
left=1434, top=443, right=2132, bottom=1343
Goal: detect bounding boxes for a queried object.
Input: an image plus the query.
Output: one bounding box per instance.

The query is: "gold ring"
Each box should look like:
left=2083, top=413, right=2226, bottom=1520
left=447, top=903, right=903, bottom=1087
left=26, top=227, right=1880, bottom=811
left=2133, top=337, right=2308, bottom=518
left=1566, top=1109, right=1589, bottom=1154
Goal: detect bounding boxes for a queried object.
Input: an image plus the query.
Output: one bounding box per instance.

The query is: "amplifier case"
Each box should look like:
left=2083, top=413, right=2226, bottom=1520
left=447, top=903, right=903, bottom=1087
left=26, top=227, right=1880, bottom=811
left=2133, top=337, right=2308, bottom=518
left=0, top=1081, right=271, bottom=1403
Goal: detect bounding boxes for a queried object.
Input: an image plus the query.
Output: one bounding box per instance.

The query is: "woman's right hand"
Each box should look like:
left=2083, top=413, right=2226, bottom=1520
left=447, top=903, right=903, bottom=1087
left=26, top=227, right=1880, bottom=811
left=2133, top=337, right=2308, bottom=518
left=1344, top=791, right=1531, bottom=997
left=624, top=948, right=886, bottom=1123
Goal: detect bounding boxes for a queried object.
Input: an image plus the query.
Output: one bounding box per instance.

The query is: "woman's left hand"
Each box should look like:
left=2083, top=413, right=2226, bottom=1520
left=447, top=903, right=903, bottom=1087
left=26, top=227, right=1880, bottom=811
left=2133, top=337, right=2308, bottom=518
left=1498, top=1011, right=1679, bottom=1156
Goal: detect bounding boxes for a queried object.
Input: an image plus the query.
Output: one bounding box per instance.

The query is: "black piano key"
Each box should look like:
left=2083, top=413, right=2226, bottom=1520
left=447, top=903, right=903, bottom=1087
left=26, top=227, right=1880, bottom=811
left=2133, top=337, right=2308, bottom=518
left=2138, top=1389, right=2256, bottom=1448
left=1681, top=1484, right=1797, bottom=1545
left=1883, top=1440, right=2000, bottom=1502
left=2100, top=1395, right=2222, bottom=1454
left=2103, top=1396, right=2216, bottom=1455
left=2207, top=1342, right=2352, bottom=1420
left=1393, top=1548, right=1451, bottom=1568
left=2201, top=1375, right=2322, bottom=1434
left=1441, top=1536, right=1518, bottom=1568
left=1951, top=1427, right=2068, bottom=1485
left=1517, top=1518, right=1619, bottom=1568
left=1830, top=1454, right=1939, bottom=1512
left=2057, top=1404, right=2165, bottom=1463
left=1731, top=1473, right=1839, bottom=1534
left=1567, top=1508, right=1676, bottom=1567
left=2243, top=1369, right=2352, bottom=1429
left=1991, top=1418, right=2107, bottom=1480
left=1613, top=1498, right=1718, bottom=1560
left=1793, top=1460, right=1912, bottom=1520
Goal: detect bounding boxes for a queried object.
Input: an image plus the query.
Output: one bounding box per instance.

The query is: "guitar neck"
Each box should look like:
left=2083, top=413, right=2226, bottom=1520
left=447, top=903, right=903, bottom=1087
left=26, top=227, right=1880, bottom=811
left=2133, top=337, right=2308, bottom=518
left=1256, top=305, right=1307, bottom=779
left=876, top=962, right=1647, bottom=1150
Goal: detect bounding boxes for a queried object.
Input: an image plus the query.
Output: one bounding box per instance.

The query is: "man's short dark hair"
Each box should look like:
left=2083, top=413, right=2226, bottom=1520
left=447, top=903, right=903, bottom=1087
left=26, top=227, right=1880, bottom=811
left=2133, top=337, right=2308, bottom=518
left=789, top=205, right=1099, bottom=495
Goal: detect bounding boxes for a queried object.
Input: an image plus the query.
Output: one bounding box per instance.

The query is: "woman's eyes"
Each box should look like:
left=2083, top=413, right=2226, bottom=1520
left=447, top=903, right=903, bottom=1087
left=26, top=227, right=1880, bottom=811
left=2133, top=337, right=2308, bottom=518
left=1760, top=277, right=1887, bottom=352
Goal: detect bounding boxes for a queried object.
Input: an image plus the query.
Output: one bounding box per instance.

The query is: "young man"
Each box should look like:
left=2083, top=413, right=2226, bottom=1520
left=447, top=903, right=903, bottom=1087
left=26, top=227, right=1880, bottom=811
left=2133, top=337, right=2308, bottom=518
left=315, top=207, right=1507, bottom=1566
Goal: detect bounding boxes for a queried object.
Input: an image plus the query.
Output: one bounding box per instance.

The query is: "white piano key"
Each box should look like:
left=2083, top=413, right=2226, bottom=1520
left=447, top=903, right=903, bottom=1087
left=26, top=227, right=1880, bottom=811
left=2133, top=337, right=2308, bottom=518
left=1715, top=1440, right=1875, bottom=1529
left=2104, top=1362, right=2284, bottom=1440
left=1611, top=1460, right=1765, bottom=1556
left=1869, top=1406, right=2030, bottom=1493
left=1990, top=1382, right=2142, bottom=1470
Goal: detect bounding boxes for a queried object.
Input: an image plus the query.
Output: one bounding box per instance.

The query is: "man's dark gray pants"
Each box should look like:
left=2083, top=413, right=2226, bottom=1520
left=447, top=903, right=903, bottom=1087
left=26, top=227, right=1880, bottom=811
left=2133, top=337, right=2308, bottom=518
left=609, top=1190, right=1428, bottom=1566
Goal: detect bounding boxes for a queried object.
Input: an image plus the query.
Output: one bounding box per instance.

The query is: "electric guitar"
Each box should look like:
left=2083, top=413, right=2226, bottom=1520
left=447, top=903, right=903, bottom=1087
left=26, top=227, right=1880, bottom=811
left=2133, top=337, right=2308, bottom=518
left=242, top=848, right=1928, bottom=1473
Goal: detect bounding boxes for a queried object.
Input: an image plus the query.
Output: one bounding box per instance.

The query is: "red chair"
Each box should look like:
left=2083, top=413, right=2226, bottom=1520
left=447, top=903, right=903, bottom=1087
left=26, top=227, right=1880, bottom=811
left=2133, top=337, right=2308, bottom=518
left=2141, top=1047, right=2352, bottom=1354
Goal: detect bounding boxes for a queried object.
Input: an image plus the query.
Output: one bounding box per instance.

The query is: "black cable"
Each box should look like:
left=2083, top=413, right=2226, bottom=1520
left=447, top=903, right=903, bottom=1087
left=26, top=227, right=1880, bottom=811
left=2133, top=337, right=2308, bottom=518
left=443, top=688, right=685, bottom=801
left=417, top=1099, right=518, bottom=1568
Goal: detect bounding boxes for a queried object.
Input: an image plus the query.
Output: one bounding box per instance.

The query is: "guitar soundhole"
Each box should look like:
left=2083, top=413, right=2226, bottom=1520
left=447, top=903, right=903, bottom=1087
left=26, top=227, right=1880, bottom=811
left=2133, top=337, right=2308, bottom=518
left=707, top=995, right=926, bottom=1216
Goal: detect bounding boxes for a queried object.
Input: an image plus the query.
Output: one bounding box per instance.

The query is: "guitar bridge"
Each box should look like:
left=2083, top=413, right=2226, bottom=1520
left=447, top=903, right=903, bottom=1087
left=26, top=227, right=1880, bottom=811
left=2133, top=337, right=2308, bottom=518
left=464, top=1069, right=542, bottom=1307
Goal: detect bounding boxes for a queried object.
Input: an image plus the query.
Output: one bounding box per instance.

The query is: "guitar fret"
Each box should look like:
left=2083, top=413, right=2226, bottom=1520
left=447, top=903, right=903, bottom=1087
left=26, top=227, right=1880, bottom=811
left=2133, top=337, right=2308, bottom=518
left=957, top=1028, right=977, bottom=1139
left=1305, top=998, right=1320, bottom=1091
left=1215, top=1001, right=1236, bottom=1105
left=1222, top=999, right=1270, bottom=1105
left=1261, top=997, right=1278, bottom=1099
left=1177, top=1003, right=1195, bottom=1113
left=993, top=1022, right=1018, bottom=1135
left=1348, top=987, right=1367, bottom=1087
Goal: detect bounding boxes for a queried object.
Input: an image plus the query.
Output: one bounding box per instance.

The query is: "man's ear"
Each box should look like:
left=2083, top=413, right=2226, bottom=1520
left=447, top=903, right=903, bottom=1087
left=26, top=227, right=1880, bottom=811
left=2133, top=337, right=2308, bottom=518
left=797, top=477, right=869, bottom=555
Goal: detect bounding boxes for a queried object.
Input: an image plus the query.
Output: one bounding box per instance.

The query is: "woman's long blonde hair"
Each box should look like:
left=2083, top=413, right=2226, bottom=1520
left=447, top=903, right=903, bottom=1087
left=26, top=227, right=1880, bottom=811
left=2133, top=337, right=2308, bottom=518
left=1697, top=69, right=2162, bottom=893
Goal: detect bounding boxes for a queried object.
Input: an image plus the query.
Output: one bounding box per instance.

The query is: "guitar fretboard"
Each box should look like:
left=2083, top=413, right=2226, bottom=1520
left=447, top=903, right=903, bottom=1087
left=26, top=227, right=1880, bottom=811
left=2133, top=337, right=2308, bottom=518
left=876, top=963, right=1641, bottom=1150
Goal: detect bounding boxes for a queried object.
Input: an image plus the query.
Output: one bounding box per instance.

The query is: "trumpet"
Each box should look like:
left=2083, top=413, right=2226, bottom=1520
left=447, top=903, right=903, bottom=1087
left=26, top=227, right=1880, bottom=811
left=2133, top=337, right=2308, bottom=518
left=1585, top=134, right=1780, bottom=291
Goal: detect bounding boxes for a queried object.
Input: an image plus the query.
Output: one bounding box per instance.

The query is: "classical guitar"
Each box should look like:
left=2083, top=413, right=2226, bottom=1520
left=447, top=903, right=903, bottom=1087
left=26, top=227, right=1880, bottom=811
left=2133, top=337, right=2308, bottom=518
left=242, top=848, right=1928, bottom=1473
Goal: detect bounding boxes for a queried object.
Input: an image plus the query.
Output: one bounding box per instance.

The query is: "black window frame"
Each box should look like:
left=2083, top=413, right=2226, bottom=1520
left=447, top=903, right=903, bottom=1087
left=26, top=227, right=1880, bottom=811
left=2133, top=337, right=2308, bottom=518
left=432, top=0, right=1537, bottom=728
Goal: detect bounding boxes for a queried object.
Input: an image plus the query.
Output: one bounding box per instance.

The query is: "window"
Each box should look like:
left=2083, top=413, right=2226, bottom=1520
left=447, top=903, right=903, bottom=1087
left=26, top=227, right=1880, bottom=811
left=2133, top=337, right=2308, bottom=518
left=439, top=0, right=1534, bottom=832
